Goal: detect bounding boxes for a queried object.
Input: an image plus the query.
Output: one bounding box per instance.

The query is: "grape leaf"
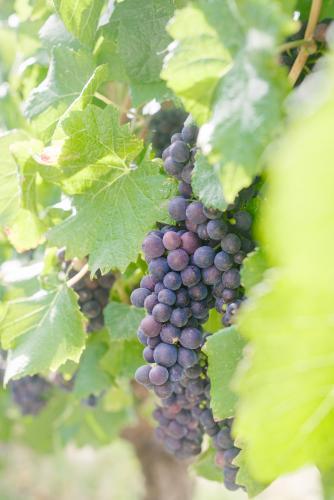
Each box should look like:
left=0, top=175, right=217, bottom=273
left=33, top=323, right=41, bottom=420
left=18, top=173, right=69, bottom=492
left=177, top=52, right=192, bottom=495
left=234, top=72, right=334, bottom=482
left=296, top=0, right=334, bottom=20
left=48, top=158, right=176, bottom=274
left=73, top=332, right=112, bottom=398
left=100, top=340, right=143, bottom=379
left=104, top=302, right=145, bottom=341
left=240, top=248, right=267, bottom=293
left=0, top=286, right=86, bottom=383
left=192, top=154, right=228, bottom=212
left=39, top=14, right=81, bottom=51
left=321, top=468, right=334, bottom=500
left=24, top=47, right=107, bottom=139
left=192, top=447, right=223, bottom=483
left=101, top=0, right=174, bottom=105
left=161, top=4, right=232, bottom=124
left=53, top=0, right=105, bottom=48
left=205, top=326, right=245, bottom=420
left=234, top=448, right=267, bottom=497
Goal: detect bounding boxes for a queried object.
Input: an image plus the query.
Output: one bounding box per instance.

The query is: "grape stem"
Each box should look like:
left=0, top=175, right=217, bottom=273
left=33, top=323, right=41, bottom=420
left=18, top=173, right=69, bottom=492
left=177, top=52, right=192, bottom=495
left=94, top=92, right=115, bottom=106
left=278, top=38, right=316, bottom=53
left=288, top=0, right=323, bottom=86
left=66, top=263, right=89, bottom=288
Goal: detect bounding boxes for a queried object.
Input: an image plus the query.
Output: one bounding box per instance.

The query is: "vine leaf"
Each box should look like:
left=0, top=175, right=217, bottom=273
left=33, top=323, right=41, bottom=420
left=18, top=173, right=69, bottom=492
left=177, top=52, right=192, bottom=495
left=234, top=448, right=267, bottom=497
left=192, top=154, right=228, bottom=212
left=104, top=302, right=145, bottom=341
left=0, top=286, right=86, bottom=383
left=235, top=80, right=334, bottom=482
left=24, top=47, right=107, bottom=140
left=240, top=248, right=268, bottom=293
left=101, top=340, right=143, bottom=379
left=53, top=0, right=105, bottom=48
left=192, top=447, right=223, bottom=483
left=205, top=326, right=245, bottom=420
left=100, top=0, right=174, bottom=105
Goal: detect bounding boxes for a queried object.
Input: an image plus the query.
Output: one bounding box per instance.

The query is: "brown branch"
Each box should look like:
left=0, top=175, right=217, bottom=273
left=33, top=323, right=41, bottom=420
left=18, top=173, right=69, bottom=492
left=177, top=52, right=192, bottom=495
left=289, top=0, right=323, bottom=86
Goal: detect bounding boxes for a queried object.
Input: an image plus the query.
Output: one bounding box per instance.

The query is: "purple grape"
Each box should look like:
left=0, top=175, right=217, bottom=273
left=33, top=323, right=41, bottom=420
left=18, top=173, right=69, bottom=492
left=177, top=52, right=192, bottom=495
left=135, top=365, right=151, bottom=385
left=160, top=324, right=181, bottom=344
left=203, top=206, right=221, bottom=219
left=170, top=140, right=190, bottom=163
left=149, top=258, right=169, bottom=281
left=214, top=251, right=233, bottom=271
left=178, top=181, right=192, bottom=198
left=147, top=335, right=161, bottom=348
left=188, top=283, right=208, bottom=301
left=162, top=231, right=181, bottom=250
left=144, top=293, right=159, bottom=313
left=234, top=251, right=246, bottom=265
left=193, top=246, right=215, bottom=268
left=175, top=288, right=190, bottom=307
left=222, top=288, right=237, bottom=302
left=130, top=288, right=151, bottom=307
left=221, top=233, right=242, bottom=254
left=167, top=420, right=187, bottom=439
left=180, top=265, right=201, bottom=287
left=202, top=266, right=221, bottom=285
left=234, top=210, right=252, bottom=231
left=170, top=308, right=188, bottom=327
left=187, top=378, right=205, bottom=395
left=185, top=219, right=197, bottom=232
left=214, top=427, right=234, bottom=450
left=207, top=219, right=228, bottom=240
left=181, top=232, right=201, bottom=254
left=199, top=408, right=216, bottom=429
left=185, top=365, right=202, bottom=379
left=181, top=164, right=193, bottom=184
left=163, top=271, right=182, bottom=290
left=178, top=347, right=198, bottom=368
left=197, top=223, right=209, bottom=240
left=143, top=346, right=155, bottom=363
left=181, top=125, right=198, bottom=144
left=168, top=196, right=187, bottom=221
left=149, top=365, right=169, bottom=385
left=164, top=157, right=183, bottom=177
left=140, top=315, right=161, bottom=337
left=222, top=269, right=241, bottom=289
left=154, top=382, right=174, bottom=399
left=241, top=236, right=255, bottom=253
left=137, top=329, right=148, bottom=345
left=180, top=327, right=203, bottom=349
left=152, top=303, right=172, bottom=323
left=171, top=133, right=182, bottom=143
left=153, top=343, right=178, bottom=367
left=191, top=301, right=208, bottom=319
left=164, top=436, right=181, bottom=451
left=224, top=467, right=239, bottom=491
left=142, top=234, right=165, bottom=259
left=158, top=288, right=176, bottom=306
left=167, top=249, right=189, bottom=271
left=169, top=364, right=184, bottom=382
left=224, top=447, right=240, bottom=468
left=186, top=202, right=207, bottom=224
left=162, top=146, right=170, bottom=160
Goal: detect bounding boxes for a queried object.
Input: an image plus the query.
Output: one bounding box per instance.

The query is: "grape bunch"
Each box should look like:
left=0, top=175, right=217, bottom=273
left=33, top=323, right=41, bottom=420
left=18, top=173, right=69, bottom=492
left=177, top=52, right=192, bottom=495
left=149, top=107, right=187, bottom=157
left=131, top=122, right=256, bottom=490
left=212, top=418, right=241, bottom=491
left=10, top=375, right=52, bottom=415
left=57, top=251, right=115, bottom=332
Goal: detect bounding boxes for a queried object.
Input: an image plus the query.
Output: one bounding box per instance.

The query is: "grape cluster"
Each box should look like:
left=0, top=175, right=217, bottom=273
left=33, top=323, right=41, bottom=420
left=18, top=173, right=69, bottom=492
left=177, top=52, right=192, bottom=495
left=149, top=107, right=187, bottom=158
left=10, top=375, right=52, bottom=415
left=212, top=418, right=241, bottom=491
left=131, top=122, right=256, bottom=489
left=58, top=252, right=115, bottom=332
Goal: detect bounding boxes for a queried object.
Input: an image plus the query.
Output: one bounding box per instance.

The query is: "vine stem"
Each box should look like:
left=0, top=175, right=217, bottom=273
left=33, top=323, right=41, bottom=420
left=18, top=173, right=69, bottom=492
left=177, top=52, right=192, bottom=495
left=94, top=91, right=114, bottom=106
left=66, top=263, right=89, bottom=288
left=288, top=0, right=323, bottom=86
left=278, top=38, right=315, bottom=53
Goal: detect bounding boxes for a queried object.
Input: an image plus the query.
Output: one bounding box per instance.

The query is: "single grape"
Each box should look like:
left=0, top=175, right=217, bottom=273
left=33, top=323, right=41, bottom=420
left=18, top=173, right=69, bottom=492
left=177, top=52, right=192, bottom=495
left=168, top=196, right=187, bottom=221
left=167, top=420, right=187, bottom=439
left=154, top=381, right=174, bottom=399
left=170, top=308, right=189, bottom=327
left=137, top=329, right=148, bottom=345
left=153, top=343, right=178, bottom=367
left=169, top=363, right=184, bottom=382
left=222, top=269, right=241, bottom=289
left=149, top=258, right=170, bottom=281
left=186, top=202, right=207, bottom=225
left=143, top=346, right=155, bottom=363
left=180, top=232, right=201, bottom=254
left=191, top=300, right=209, bottom=319
left=234, top=251, right=246, bottom=265
left=199, top=408, right=216, bottom=429
left=222, top=288, right=237, bottom=302
left=93, top=288, right=109, bottom=307
left=131, top=287, right=151, bottom=308
left=224, top=447, right=240, bottom=468
left=140, top=315, right=161, bottom=337
left=234, top=210, right=252, bottom=231
left=170, top=140, right=190, bottom=163
left=185, top=364, right=202, bottom=379
left=149, top=365, right=169, bottom=386
left=180, top=327, right=203, bottom=349
left=164, top=156, right=183, bottom=177
left=158, top=288, right=176, bottom=306
left=196, top=223, right=209, bottom=240
left=223, top=467, right=239, bottom=491
left=142, top=234, right=165, bottom=259
left=162, top=231, right=181, bottom=251
left=175, top=288, right=190, bottom=307
left=78, top=289, right=93, bottom=302
left=167, top=249, right=189, bottom=271
left=171, top=132, right=182, bottom=143
left=203, top=206, right=221, bottom=219
left=188, top=283, right=208, bottom=301
left=147, top=335, right=161, bottom=348
left=214, top=251, right=233, bottom=271
left=154, top=282, right=164, bottom=294
left=187, top=378, right=205, bottom=395
left=164, top=436, right=181, bottom=451
left=221, top=233, right=242, bottom=254
left=214, top=427, right=234, bottom=450
left=193, top=246, right=215, bottom=269
left=135, top=365, right=151, bottom=385
left=160, top=324, right=181, bottom=344
left=180, top=265, right=201, bottom=287
left=181, top=125, right=198, bottom=144
left=81, top=300, right=101, bottom=319
left=185, top=219, right=197, bottom=232
left=163, top=271, right=182, bottom=290
left=178, top=347, right=198, bottom=368
left=202, top=266, right=221, bottom=285
left=207, top=219, right=228, bottom=240
left=178, top=181, right=192, bottom=198
left=181, top=164, right=193, bottom=184
left=144, top=292, right=159, bottom=313
left=152, top=303, right=172, bottom=323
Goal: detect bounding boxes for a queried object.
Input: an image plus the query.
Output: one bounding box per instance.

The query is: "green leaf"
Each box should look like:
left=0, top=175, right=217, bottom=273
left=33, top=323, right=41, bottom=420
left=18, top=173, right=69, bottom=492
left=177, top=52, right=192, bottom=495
left=234, top=448, right=267, bottom=497
left=104, top=302, right=145, bottom=341
left=73, top=332, right=112, bottom=398
left=24, top=47, right=107, bottom=139
left=161, top=4, right=232, bottom=124
left=0, top=130, right=29, bottom=227
left=321, top=468, right=334, bottom=500
left=39, top=14, right=81, bottom=51
left=192, top=447, right=223, bottom=483
left=48, top=157, right=176, bottom=274
left=102, top=0, right=174, bottom=103
left=205, top=326, right=245, bottom=420
left=234, top=68, right=334, bottom=482
left=53, top=0, right=105, bottom=47
left=296, top=0, right=334, bottom=20
left=101, top=340, right=143, bottom=379
left=0, top=286, right=86, bottom=383
left=240, top=248, right=267, bottom=293
left=192, top=154, right=228, bottom=211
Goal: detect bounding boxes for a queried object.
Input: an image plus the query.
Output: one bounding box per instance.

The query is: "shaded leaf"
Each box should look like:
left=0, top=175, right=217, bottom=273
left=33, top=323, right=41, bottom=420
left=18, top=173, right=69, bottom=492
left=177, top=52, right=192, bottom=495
left=104, top=302, right=145, bottom=341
